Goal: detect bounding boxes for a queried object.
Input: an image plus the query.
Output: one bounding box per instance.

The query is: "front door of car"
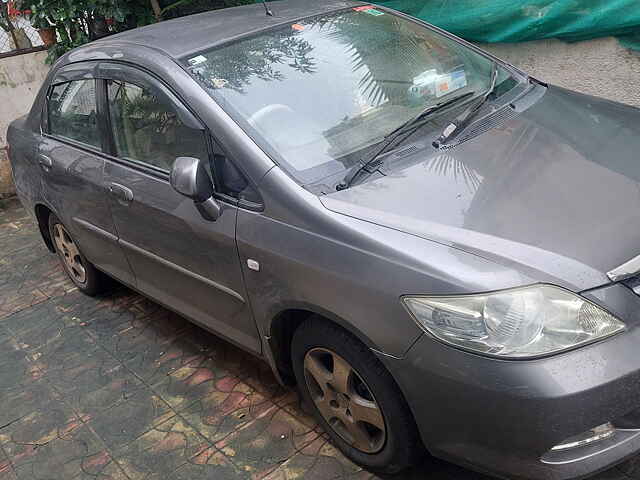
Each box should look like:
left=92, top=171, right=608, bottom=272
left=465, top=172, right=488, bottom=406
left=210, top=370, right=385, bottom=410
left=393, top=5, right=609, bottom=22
left=98, top=63, right=261, bottom=353
left=39, top=63, right=135, bottom=286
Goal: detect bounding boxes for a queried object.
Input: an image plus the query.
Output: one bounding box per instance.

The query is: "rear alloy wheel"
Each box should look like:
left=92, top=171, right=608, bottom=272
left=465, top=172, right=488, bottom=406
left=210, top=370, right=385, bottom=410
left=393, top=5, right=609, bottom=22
left=292, top=318, right=423, bottom=474
left=52, top=222, right=87, bottom=284
left=48, top=214, right=107, bottom=296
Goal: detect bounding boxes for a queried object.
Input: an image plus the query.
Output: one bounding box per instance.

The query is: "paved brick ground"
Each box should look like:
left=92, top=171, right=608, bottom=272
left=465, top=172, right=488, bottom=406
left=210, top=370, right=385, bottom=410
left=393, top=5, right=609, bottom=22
left=1, top=196, right=640, bottom=480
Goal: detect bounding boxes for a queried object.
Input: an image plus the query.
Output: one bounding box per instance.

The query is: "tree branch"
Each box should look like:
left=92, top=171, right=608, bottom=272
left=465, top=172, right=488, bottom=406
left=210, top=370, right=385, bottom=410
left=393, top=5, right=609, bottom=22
left=150, top=0, right=162, bottom=21
left=0, top=3, right=16, bottom=32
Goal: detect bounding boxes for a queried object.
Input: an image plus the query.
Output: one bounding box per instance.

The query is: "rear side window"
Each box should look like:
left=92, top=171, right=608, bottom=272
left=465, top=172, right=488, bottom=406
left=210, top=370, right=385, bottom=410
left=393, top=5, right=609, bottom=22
left=106, top=79, right=208, bottom=171
left=48, top=80, right=101, bottom=149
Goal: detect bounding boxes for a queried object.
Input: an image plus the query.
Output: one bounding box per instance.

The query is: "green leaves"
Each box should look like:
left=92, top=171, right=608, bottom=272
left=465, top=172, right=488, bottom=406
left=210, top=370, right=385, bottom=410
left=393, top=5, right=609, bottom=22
left=29, top=0, right=254, bottom=62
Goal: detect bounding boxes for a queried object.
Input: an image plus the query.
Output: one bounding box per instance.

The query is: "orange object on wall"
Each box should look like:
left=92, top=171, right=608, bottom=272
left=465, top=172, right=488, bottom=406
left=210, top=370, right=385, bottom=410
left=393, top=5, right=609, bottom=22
left=7, top=1, right=31, bottom=16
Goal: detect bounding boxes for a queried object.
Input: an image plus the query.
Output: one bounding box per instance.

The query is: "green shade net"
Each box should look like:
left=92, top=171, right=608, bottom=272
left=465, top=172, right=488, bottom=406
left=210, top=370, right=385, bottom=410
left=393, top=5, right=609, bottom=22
left=373, top=0, right=640, bottom=50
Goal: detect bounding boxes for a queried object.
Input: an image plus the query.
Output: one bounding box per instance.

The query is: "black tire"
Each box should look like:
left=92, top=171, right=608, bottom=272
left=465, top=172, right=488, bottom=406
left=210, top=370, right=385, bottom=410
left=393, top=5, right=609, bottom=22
left=48, top=213, right=107, bottom=296
left=292, top=318, right=423, bottom=474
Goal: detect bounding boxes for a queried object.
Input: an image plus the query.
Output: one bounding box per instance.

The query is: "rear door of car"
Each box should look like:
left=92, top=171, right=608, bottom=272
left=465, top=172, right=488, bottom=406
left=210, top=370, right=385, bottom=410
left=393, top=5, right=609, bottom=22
left=39, top=62, right=136, bottom=286
left=97, top=62, right=261, bottom=353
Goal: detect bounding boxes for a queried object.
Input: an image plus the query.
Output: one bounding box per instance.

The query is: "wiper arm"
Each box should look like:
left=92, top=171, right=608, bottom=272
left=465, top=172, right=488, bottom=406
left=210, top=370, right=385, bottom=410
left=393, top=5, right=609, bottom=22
left=433, top=62, right=499, bottom=148
left=386, top=90, right=476, bottom=139
left=336, top=91, right=475, bottom=191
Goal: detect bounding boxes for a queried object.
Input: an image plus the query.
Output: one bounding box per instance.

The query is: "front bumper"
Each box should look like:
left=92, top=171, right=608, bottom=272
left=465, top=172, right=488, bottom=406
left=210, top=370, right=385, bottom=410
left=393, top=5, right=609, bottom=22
left=379, top=283, right=640, bottom=480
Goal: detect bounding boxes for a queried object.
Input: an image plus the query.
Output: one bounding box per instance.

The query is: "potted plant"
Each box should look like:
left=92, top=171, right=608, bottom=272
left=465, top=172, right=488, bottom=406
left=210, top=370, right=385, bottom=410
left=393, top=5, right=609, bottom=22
left=16, top=0, right=56, bottom=46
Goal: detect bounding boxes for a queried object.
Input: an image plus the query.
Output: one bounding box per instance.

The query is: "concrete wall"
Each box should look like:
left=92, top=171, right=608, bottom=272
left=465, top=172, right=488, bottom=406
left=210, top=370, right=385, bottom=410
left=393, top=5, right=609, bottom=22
left=0, top=38, right=639, bottom=198
left=0, top=51, right=49, bottom=198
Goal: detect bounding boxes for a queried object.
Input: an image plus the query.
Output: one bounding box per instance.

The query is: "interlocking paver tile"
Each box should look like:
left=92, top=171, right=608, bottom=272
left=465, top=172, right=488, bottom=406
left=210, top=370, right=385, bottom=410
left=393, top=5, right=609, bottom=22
left=0, top=269, right=26, bottom=298
left=114, top=416, right=210, bottom=480
left=239, top=356, right=290, bottom=405
left=20, top=258, right=77, bottom=299
left=178, top=376, right=275, bottom=443
left=167, top=446, right=246, bottom=479
left=0, top=447, right=17, bottom=480
left=14, top=313, right=94, bottom=360
left=0, top=280, right=47, bottom=320
left=179, top=327, right=256, bottom=375
left=43, top=348, right=146, bottom=419
left=276, top=391, right=321, bottom=431
left=86, top=304, right=191, bottom=364
left=263, top=436, right=369, bottom=480
left=0, top=244, right=56, bottom=278
left=0, top=379, right=58, bottom=430
left=0, top=401, right=83, bottom=471
left=84, top=387, right=174, bottom=450
left=149, top=356, right=231, bottom=412
left=2, top=417, right=124, bottom=480
left=123, top=333, right=208, bottom=385
left=1, top=297, right=67, bottom=337
left=0, top=338, right=38, bottom=390
left=0, top=222, right=41, bottom=257
left=0, top=216, right=43, bottom=277
left=214, top=406, right=319, bottom=477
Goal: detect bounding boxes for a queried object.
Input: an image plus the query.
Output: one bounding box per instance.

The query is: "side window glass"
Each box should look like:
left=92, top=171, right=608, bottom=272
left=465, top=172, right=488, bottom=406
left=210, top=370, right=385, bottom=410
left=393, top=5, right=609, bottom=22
left=106, top=79, right=208, bottom=171
left=48, top=80, right=101, bottom=149
left=210, top=139, right=261, bottom=205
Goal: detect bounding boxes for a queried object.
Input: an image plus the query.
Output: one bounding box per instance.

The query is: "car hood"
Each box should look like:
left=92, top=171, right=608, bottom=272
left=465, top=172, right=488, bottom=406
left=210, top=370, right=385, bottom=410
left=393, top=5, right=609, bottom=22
left=321, top=86, right=640, bottom=292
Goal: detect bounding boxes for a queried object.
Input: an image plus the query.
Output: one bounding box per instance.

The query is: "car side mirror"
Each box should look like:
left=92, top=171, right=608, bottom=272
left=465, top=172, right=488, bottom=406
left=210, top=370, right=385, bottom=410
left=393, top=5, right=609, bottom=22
left=170, top=156, right=221, bottom=221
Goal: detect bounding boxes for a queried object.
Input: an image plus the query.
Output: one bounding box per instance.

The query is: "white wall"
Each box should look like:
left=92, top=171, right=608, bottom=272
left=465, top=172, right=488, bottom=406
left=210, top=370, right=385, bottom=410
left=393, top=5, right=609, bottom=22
left=481, top=36, right=640, bottom=108
left=0, top=50, right=49, bottom=197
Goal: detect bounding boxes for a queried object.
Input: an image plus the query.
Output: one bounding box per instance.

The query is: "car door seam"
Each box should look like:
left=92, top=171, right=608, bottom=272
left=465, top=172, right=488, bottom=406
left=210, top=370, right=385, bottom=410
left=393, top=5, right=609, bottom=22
left=118, top=238, right=245, bottom=303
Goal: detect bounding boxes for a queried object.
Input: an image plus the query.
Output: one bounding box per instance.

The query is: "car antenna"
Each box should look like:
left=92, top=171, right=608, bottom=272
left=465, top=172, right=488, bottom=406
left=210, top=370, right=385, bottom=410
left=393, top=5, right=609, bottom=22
left=262, top=0, right=274, bottom=16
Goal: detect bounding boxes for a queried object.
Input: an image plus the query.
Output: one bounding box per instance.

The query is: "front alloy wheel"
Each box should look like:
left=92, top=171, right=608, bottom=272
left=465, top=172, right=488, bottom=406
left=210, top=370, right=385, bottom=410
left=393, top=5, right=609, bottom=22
left=304, top=348, right=386, bottom=453
left=292, top=318, right=423, bottom=474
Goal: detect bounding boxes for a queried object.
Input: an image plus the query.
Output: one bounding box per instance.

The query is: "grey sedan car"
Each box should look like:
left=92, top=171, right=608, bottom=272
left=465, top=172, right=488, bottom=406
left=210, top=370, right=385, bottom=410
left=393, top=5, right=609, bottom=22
left=8, top=1, right=640, bottom=478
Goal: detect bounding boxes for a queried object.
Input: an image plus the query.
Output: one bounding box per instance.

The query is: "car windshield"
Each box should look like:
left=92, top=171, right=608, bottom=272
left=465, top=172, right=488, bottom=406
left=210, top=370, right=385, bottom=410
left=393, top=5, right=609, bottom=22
left=183, top=6, right=520, bottom=186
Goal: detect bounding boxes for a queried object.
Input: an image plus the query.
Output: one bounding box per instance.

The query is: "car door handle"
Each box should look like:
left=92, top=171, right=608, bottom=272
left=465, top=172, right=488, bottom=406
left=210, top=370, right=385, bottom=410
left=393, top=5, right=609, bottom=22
left=38, top=154, right=53, bottom=171
left=108, top=183, right=134, bottom=203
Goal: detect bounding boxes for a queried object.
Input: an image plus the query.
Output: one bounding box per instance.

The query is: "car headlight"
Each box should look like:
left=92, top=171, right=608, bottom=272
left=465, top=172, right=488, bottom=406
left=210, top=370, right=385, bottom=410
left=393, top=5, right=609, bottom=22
left=402, top=285, right=625, bottom=358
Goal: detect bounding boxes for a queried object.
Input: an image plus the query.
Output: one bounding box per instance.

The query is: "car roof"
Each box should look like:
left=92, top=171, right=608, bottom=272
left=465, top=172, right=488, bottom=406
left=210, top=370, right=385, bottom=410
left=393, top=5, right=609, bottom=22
left=97, top=0, right=363, bottom=59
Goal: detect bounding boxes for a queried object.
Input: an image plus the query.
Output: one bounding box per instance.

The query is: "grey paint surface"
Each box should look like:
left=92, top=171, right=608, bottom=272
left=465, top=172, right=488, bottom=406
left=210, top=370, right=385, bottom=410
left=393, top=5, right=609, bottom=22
left=7, top=2, right=640, bottom=479
left=322, top=85, right=640, bottom=293
left=382, top=282, right=640, bottom=480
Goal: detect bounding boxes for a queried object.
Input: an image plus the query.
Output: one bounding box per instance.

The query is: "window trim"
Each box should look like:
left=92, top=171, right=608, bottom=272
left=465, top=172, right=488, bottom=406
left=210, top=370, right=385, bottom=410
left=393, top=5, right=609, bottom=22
left=99, top=62, right=264, bottom=210
left=44, top=78, right=104, bottom=153
left=40, top=59, right=264, bottom=211
left=100, top=63, right=207, bottom=175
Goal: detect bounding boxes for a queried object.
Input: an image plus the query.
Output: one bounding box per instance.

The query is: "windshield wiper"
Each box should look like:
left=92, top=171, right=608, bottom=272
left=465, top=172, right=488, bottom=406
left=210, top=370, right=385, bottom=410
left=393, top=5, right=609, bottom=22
left=336, top=91, right=476, bottom=191
left=385, top=90, right=476, bottom=140
left=432, top=62, right=499, bottom=148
